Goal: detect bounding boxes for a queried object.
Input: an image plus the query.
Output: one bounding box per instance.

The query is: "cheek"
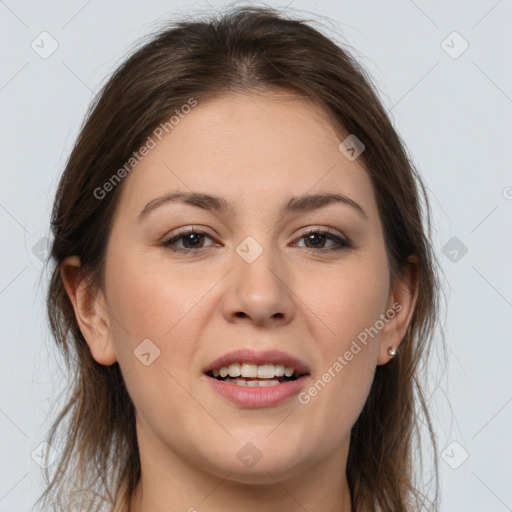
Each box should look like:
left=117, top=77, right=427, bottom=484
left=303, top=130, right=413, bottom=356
left=302, top=255, right=390, bottom=345
left=105, top=248, right=207, bottom=340
left=103, top=252, right=206, bottom=431
left=296, top=254, right=388, bottom=423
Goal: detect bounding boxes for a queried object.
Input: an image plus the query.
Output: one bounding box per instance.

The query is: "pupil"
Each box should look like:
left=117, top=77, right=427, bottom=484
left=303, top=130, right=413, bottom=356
left=307, top=233, right=323, bottom=248
left=184, top=233, right=202, bottom=248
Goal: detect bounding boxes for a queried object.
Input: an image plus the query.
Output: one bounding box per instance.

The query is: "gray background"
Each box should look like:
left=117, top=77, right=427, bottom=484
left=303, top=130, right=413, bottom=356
left=1, top=0, right=511, bottom=510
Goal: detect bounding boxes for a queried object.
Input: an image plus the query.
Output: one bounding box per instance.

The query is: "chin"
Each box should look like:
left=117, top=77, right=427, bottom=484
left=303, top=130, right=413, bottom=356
left=195, top=441, right=315, bottom=484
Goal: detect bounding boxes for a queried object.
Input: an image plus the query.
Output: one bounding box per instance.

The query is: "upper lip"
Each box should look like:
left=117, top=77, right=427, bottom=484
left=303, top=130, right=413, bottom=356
left=203, top=349, right=310, bottom=375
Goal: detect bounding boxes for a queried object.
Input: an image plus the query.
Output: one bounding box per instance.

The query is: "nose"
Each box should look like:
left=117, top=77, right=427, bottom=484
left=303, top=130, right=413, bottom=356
left=221, top=243, right=295, bottom=327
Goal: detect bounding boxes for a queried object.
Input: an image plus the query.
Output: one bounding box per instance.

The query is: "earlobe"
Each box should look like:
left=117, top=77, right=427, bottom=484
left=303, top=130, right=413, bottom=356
left=60, top=255, right=117, bottom=366
left=377, top=256, right=419, bottom=365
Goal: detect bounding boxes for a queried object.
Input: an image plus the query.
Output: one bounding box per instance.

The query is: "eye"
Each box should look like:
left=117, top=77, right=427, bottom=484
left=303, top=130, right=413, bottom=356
left=161, top=228, right=216, bottom=252
left=293, top=228, right=351, bottom=252
left=161, top=227, right=352, bottom=254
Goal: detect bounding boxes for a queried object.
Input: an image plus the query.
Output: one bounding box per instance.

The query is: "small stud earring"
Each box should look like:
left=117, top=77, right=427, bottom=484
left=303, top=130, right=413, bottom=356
left=388, top=346, right=397, bottom=357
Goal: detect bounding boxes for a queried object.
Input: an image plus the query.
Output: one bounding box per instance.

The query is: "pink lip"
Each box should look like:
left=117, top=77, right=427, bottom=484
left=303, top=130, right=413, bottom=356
left=203, top=348, right=310, bottom=375
left=204, top=374, right=310, bottom=408
left=202, top=348, right=311, bottom=408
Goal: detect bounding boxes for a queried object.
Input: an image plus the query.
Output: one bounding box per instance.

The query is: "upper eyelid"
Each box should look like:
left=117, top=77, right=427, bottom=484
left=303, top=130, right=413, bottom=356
left=163, top=225, right=345, bottom=239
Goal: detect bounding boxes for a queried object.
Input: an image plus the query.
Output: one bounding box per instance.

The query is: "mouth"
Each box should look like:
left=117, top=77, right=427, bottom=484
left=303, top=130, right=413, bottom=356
left=205, top=362, right=307, bottom=387
left=202, top=349, right=310, bottom=407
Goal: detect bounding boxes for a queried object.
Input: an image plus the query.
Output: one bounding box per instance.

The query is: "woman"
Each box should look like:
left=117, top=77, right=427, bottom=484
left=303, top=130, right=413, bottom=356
left=37, top=5, right=442, bottom=511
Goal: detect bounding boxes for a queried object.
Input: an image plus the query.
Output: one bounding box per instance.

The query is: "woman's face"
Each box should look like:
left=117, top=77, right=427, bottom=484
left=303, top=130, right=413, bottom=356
left=70, top=92, right=416, bottom=486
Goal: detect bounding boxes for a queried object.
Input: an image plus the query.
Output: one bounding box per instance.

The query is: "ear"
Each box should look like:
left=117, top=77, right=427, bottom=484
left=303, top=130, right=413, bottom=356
left=60, top=255, right=117, bottom=366
left=377, top=255, right=419, bottom=365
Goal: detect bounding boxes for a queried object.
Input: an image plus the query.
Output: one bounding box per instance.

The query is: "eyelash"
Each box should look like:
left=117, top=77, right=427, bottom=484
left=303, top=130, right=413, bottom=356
left=161, top=227, right=352, bottom=254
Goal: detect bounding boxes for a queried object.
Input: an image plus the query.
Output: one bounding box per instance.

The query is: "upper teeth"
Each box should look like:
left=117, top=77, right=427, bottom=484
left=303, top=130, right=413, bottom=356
left=212, top=363, right=295, bottom=379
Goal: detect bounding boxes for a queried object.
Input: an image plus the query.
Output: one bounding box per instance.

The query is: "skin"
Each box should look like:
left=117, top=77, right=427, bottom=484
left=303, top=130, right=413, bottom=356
left=62, top=91, right=418, bottom=512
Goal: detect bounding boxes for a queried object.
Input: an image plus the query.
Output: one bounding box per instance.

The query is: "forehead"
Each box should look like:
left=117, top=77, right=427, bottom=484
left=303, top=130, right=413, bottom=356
left=117, top=92, right=378, bottom=220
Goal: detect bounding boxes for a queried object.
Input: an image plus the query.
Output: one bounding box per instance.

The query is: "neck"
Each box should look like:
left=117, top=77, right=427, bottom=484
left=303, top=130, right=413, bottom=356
left=130, top=473, right=353, bottom=512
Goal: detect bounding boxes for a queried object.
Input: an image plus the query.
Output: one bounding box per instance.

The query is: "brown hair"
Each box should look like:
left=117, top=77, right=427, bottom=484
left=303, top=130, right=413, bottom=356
left=37, top=5, right=444, bottom=511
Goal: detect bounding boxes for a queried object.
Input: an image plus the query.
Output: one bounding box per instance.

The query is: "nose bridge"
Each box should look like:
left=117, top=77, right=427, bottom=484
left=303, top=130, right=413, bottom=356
left=234, top=234, right=286, bottom=298
left=222, top=233, right=294, bottom=324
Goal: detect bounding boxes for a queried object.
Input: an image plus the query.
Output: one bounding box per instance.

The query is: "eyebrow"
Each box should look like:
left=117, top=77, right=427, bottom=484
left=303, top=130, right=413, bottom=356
left=137, top=191, right=368, bottom=221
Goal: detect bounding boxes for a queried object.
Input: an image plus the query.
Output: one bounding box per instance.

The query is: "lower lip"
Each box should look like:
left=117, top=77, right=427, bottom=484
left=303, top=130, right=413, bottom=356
left=205, top=375, right=309, bottom=408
